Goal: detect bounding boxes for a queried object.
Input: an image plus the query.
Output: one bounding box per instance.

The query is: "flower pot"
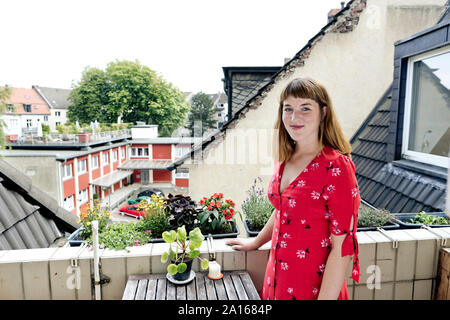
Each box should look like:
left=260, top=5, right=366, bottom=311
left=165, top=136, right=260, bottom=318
left=243, top=219, right=260, bottom=237
left=392, top=212, right=450, bottom=229
left=201, top=222, right=240, bottom=239
left=68, top=227, right=84, bottom=246
left=171, top=258, right=194, bottom=281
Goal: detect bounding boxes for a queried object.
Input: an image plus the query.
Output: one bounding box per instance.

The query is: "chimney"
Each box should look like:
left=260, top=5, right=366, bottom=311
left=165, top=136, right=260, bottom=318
left=327, top=2, right=346, bottom=23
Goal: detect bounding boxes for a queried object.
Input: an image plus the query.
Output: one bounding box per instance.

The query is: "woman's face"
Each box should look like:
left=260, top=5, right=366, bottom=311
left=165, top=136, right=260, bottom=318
left=281, top=95, right=322, bottom=145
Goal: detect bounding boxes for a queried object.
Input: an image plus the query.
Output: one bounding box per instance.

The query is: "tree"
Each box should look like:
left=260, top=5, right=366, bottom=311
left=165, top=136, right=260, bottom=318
left=67, top=60, right=190, bottom=136
left=187, top=92, right=217, bottom=137
left=0, top=86, right=12, bottom=150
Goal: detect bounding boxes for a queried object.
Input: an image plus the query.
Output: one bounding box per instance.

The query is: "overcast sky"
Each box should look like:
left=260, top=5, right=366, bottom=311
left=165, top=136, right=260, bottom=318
left=0, top=0, right=347, bottom=94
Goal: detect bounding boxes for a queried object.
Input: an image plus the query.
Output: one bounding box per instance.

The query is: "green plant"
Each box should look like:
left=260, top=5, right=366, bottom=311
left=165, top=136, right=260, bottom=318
left=357, top=207, right=392, bottom=228
left=198, top=193, right=241, bottom=234
left=409, top=211, right=450, bottom=225
left=56, top=124, right=65, bottom=134
left=242, top=177, right=274, bottom=231
left=165, top=193, right=199, bottom=232
left=160, top=226, right=209, bottom=276
left=87, top=222, right=151, bottom=250
left=77, top=200, right=110, bottom=240
left=136, top=195, right=170, bottom=239
left=41, top=123, right=50, bottom=135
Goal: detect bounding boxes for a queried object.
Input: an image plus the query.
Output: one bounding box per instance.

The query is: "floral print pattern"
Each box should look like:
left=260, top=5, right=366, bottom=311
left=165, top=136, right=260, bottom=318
left=263, top=145, right=361, bottom=300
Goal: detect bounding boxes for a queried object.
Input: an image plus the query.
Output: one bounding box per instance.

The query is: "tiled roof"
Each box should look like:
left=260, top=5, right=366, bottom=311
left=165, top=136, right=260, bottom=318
left=0, top=158, right=79, bottom=250
left=4, top=87, right=50, bottom=115
left=32, top=85, right=71, bottom=110
left=350, top=86, right=447, bottom=213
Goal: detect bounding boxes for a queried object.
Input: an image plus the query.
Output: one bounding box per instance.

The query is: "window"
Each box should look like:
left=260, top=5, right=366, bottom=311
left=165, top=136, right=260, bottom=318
left=6, top=104, right=14, bottom=113
left=78, top=188, right=88, bottom=204
left=77, top=159, right=87, bottom=175
left=64, top=195, right=74, bottom=211
left=120, top=148, right=125, bottom=160
left=102, top=152, right=109, bottom=165
left=403, top=46, right=450, bottom=167
left=113, top=150, right=118, bottom=162
left=175, top=168, right=189, bottom=179
left=44, top=116, right=49, bottom=122
left=55, top=111, right=61, bottom=117
left=26, top=119, right=32, bottom=128
left=56, top=121, right=61, bottom=127
left=131, top=147, right=149, bottom=157
left=61, top=163, right=73, bottom=180
left=24, top=104, right=31, bottom=112
left=91, top=155, right=99, bottom=169
left=175, top=147, right=190, bottom=159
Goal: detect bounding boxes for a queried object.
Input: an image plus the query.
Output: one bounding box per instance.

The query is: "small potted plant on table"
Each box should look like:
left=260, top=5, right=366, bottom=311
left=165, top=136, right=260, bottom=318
left=161, top=225, right=209, bottom=283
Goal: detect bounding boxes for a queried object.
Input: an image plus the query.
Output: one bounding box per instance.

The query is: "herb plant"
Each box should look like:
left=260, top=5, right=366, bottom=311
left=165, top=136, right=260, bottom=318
left=242, top=177, right=274, bottom=231
left=409, top=211, right=450, bottom=225
left=357, top=206, right=392, bottom=228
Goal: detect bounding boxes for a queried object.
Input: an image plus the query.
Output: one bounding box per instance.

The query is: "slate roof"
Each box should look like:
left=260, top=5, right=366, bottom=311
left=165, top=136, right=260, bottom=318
left=32, top=85, right=72, bottom=110
left=0, top=158, right=79, bottom=250
left=350, top=85, right=447, bottom=213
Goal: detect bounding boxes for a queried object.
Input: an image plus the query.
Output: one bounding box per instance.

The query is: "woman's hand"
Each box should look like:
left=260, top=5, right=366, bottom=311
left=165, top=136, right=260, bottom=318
left=225, top=238, right=259, bottom=251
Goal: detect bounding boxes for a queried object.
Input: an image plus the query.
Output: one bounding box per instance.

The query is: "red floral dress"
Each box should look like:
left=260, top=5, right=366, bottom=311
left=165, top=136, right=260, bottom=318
left=261, top=145, right=361, bottom=300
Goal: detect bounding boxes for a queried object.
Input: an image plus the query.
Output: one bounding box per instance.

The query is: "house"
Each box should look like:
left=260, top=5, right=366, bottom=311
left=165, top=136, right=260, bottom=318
left=0, top=157, right=79, bottom=250
left=351, top=11, right=450, bottom=214
left=32, top=85, right=71, bottom=131
left=170, top=0, right=447, bottom=215
left=1, top=87, right=51, bottom=141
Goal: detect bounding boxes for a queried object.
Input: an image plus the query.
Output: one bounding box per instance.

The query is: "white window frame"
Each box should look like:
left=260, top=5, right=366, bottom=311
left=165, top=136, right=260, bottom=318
left=61, top=163, right=73, bottom=181
left=131, top=147, right=149, bottom=158
left=64, top=195, right=74, bottom=211
left=402, top=45, right=450, bottom=168
left=78, top=188, right=88, bottom=205
left=120, top=148, right=125, bottom=160
left=113, top=150, right=118, bottom=162
left=102, top=152, right=109, bottom=165
left=91, top=155, right=99, bottom=170
left=77, top=159, right=87, bottom=175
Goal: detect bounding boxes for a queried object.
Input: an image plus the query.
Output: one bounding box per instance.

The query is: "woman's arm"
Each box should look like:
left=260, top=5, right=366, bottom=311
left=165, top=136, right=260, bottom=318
left=225, top=209, right=276, bottom=251
left=317, top=216, right=354, bottom=300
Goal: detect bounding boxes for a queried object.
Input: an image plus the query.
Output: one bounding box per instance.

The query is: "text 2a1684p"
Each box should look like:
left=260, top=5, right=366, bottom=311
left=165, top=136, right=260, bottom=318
left=222, top=304, right=272, bottom=315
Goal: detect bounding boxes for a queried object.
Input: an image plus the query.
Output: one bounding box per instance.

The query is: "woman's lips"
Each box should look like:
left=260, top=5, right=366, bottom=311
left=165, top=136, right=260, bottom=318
left=290, top=125, right=304, bottom=130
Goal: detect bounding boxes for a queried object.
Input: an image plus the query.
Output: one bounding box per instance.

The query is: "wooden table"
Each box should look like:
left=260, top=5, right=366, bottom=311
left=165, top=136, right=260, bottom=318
left=122, top=271, right=260, bottom=300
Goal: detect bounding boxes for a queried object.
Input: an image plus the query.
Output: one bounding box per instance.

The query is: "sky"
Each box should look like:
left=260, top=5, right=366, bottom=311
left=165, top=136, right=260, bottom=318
left=0, top=0, right=347, bottom=94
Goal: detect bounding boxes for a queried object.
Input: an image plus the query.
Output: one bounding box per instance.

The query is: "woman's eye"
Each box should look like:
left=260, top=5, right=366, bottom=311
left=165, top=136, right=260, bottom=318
left=302, top=107, right=310, bottom=111
left=284, top=108, right=292, bottom=112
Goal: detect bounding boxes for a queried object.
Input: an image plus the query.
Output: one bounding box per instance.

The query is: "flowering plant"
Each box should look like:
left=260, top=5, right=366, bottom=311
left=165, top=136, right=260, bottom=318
left=77, top=200, right=110, bottom=240
left=136, top=194, right=170, bottom=239
left=198, top=193, right=240, bottom=233
left=242, top=177, right=274, bottom=231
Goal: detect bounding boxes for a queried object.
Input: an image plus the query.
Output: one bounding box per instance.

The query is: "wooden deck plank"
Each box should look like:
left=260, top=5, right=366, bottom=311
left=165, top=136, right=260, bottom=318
left=231, top=274, right=249, bottom=300
left=223, top=275, right=238, bottom=300
left=238, top=272, right=260, bottom=300
left=122, top=279, right=138, bottom=300
left=214, top=279, right=228, bottom=300
left=176, top=284, right=187, bottom=300
left=135, top=279, right=148, bottom=300
left=186, top=278, right=197, bottom=300
left=195, top=274, right=207, bottom=300
left=166, top=280, right=176, bottom=300
left=204, top=276, right=217, bottom=300
left=155, top=279, right=167, bottom=300
left=145, top=279, right=157, bottom=300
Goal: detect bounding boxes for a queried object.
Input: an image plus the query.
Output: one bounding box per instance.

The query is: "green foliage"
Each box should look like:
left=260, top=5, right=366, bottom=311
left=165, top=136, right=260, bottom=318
left=357, top=206, right=392, bottom=228
left=187, top=92, right=217, bottom=136
left=135, top=195, right=170, bottom=239
left=41, top=123, right=50, bottom=135
left=198, top=193, right=240, bottom=234
left=0, top=86, right=12, bottom=150
left=87, top=222, right=151, bottom=251
left=242, top=177, right=274, bottom=231
left=67, top=60, right=189, bottom=136
left=77, top=200, right=110, bottom=240
left=161, top=226, right=209, bottom=276
left=409, top=211, right=450, bottom=225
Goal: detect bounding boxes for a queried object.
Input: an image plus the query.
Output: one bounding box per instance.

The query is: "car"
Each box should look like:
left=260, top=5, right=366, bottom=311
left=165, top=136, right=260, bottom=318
left=137, top=188, right=165, bottom=198
left=127, top=196, right=152, bottom=205
left=119, top=204, right=145, bottom=219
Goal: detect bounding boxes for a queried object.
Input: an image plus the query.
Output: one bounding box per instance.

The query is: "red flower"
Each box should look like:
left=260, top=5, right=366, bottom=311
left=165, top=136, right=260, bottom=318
left=225, top=214, right=232, bottom=221
left=216, top=201, right=222, bottom=209
left=210, top=201, right=215, bottom=207
left=200, top=199, right=205, bottom=205
left=208, top=205, right=212, bottom=211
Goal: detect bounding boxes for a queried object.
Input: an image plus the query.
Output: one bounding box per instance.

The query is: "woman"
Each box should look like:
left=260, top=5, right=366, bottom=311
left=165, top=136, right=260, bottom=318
left=226, top=78, right=360, bottom=300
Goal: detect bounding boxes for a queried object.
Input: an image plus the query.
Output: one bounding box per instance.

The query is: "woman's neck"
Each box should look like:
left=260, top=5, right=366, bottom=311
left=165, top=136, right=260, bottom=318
left=293, top=140, right=323, bottom=159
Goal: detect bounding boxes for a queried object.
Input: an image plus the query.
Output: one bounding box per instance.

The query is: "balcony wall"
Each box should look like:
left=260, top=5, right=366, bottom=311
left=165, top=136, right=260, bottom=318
left=1, top=228, right=450, bottom=300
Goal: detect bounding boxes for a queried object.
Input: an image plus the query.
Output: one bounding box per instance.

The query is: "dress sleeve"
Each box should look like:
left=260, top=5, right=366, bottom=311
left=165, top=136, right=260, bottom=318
left=322, top=154, right=361, bottom=282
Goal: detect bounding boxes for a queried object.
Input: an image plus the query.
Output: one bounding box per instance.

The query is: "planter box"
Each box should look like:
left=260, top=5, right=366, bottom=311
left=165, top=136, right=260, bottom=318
left=357, top=221, right=400, bottom=232
left=201, top=223, right=240, bottom=239
left=392, top=212, right=450, bottom=229
left=243, top=219, right=261, bottom=237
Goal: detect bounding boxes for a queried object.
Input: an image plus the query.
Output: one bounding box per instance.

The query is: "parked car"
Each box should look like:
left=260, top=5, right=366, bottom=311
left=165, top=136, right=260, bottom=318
left=119, top=204, right=145, bottom=219
left=127, top=196, right=152, bottom=205
left=138, top=188, right=165, bottom=198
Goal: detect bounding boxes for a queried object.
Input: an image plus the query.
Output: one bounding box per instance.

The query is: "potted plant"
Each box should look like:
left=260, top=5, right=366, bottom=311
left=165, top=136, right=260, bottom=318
left=135, top=195, right=170, bottom=242
left=392, top=211, right=450, bottom=228
left=161, top=226, right=209, bottom=282
left=164, top=193, right=199, bottom=233
left=357, top=206, right=400, bottom=231
left=241, top=177, right=274, bottom=237
left=88, top=222, right=152, bottom=250
left=198, top=193, right=241, bottom=239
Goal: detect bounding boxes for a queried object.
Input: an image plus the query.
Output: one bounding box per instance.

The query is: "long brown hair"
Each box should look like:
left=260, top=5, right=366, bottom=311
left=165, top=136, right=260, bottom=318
left=273, top=77, right=351, bottom=162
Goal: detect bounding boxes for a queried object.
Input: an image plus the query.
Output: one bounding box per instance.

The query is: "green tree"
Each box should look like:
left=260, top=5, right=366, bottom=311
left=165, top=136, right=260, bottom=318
left=67, top=60, right=189, bottom=136
left=0, top=86, right=12, bottom=150
left=187, top=92, right=217, bottom=136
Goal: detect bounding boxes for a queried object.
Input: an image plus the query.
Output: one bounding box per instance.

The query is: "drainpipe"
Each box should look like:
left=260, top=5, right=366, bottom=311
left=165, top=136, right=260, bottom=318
left=92, top=220, right=101, bottom=300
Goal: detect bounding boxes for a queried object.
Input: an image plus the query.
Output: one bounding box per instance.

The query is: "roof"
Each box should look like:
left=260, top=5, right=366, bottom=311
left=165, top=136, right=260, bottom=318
left=4, top=87, right=50, bottom=115
left=0, top=158, right=79, bottom=250
left=90, top=170, right=133, bottom=188
left=130, top=137, right=202, bottom=145
left=118, top=159, right=173, bottom=170
left=171, top=0, right=367, bottom=170
left=32, top=85, right=72, bottom=110
left=350, top=85, right=447, bottom=213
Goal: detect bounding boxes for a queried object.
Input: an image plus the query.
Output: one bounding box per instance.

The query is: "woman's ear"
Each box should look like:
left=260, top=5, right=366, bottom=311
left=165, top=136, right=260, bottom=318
left=322, top=106, right=327, bottom=120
